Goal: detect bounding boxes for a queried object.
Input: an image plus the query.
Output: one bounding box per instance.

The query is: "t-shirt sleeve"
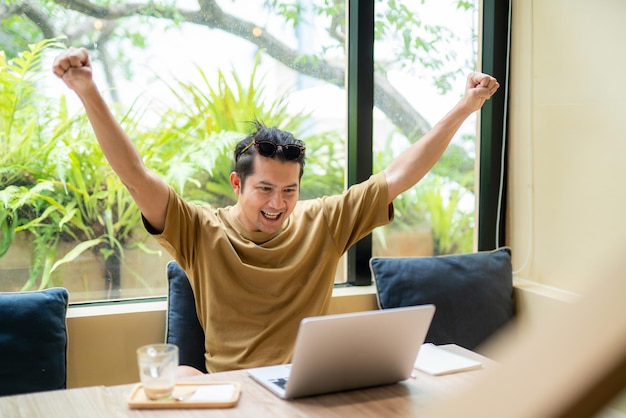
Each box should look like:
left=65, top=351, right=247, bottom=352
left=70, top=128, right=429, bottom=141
left=142, top=186, right=202, bottom=268
left=320, top=171, right=394, bottom=253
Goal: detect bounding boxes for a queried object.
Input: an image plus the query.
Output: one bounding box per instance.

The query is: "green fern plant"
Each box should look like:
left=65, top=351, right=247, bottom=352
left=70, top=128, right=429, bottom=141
left=0, top=38, right=69, bottom=286
left=153, top=51, right=344, bottom=206
left=417, top=174, right=474, bottom=255
left=372, top=129, right=475, bottom=255
left=1, top=39, right=151, bottom=295
left=1, top=40, right=345, bottom=298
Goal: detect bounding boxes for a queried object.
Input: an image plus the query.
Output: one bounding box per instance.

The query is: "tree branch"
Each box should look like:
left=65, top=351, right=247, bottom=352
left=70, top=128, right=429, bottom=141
left=9, top=1, right=59, bottom=40
left=48, top=0, right=430, bottom=138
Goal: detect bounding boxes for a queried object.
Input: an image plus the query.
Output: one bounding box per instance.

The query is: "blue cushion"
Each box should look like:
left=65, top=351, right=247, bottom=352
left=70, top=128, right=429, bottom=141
left=370, top=248, right=514, bottom=350
left=0, top=287, right=69, bottom=396
left=165, top=261, right=207, bottom=373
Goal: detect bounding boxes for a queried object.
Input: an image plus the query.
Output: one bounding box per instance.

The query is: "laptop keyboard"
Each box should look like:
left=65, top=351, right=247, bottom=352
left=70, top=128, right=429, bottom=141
left=270, top=377, right=289, bottom=389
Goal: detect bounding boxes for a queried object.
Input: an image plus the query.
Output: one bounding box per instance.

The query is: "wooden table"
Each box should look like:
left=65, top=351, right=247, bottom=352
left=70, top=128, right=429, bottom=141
left=0, top=345, right=493, bottom=418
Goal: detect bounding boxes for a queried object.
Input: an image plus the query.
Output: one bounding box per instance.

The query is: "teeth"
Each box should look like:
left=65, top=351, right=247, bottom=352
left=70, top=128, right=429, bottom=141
left=262, top=211, right=281, bottom=220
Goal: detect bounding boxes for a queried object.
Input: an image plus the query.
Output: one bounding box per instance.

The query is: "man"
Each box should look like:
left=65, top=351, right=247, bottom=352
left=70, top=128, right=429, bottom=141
left=52, top=47, right=499, bottom=375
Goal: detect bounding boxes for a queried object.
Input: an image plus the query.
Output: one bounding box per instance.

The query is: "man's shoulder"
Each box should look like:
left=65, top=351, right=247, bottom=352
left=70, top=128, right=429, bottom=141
left=165, top=189, right=233, bottom=228
left=296, top=172, right=385, bottom=208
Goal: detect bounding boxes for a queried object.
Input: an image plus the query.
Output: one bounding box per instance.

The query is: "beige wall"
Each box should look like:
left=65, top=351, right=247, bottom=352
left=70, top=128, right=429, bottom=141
left=507, top=2, right=626, bottom=413
left=507, top=0, right=626, bottom=293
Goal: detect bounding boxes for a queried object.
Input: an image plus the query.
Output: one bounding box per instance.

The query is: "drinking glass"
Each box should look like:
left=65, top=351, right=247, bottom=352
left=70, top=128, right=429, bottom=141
left=137, top=343, right=179, bottom=400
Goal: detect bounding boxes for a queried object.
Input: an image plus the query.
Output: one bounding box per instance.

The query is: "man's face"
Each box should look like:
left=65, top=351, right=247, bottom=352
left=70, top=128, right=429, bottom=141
left=231, top=155, right=301, bottom=234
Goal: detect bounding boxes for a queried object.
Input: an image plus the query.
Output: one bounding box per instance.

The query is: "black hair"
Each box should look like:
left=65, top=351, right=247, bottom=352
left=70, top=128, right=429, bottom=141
left=234, top=120, right=306, bottom=188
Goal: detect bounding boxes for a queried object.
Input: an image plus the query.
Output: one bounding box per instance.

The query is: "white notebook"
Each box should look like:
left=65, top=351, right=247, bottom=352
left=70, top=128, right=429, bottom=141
left=414, top=343, right=483, bottom=376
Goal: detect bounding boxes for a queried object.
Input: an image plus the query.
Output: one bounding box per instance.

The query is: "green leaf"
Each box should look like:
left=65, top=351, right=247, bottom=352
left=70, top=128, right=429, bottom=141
left=49, top=239, right=106, bottom=274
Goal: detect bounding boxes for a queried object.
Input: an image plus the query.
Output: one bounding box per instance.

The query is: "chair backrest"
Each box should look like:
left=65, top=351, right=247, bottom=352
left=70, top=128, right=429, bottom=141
left=165, top=260, right=207, bottom=373
left=0, top=287, right=69, bottom=396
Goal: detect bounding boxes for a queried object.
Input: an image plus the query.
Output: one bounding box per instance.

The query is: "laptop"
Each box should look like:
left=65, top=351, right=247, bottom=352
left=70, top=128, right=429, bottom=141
left=247, top=304, right=436, bottom=399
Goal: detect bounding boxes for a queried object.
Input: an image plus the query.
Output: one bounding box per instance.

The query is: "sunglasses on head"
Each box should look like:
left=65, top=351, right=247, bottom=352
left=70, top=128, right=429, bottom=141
left=236, top=140, right=305, bottom=161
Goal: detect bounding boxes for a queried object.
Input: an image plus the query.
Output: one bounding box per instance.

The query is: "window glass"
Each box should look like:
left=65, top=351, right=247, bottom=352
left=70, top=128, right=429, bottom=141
left=1, top=0, right=479, bottom=301
left=0, top=1, right=347, bottom=302
left=372, top=0, right=479, bottom=257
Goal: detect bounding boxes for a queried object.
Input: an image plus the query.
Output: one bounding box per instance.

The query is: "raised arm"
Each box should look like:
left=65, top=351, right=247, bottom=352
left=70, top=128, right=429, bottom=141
left=52, top=47, right=169, bottom=233
left=383, top=72, right=500, bottom=204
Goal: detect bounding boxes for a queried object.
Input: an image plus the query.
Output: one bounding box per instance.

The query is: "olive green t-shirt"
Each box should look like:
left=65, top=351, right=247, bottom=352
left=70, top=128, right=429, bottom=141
left=150, top=172, right=393, bottom=372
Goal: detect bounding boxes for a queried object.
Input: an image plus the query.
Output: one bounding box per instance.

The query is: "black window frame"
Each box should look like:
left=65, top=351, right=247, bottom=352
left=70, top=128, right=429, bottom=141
left=345, top=0, right=510, bottom=286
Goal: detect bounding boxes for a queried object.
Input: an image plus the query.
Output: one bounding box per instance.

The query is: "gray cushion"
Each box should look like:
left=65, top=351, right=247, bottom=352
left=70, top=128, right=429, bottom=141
left=0, top=287, right=69, bottom=396
left=370, top=248, right=514, bottom=350
left=165, top=261, right=207, bottom=373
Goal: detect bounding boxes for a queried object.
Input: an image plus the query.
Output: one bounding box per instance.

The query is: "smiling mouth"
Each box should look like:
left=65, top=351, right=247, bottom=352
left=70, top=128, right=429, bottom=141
left=261, top=210, right=282, bottom=220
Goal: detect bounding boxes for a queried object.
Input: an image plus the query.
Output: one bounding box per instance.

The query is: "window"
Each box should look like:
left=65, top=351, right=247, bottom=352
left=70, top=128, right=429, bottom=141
left=2, top=1, right=348, bottom=302
left=1, top=0, right=501, bottom=303
left=344, top=0, right=485, bottom=285
left=372, top=0, right=479, bottom=258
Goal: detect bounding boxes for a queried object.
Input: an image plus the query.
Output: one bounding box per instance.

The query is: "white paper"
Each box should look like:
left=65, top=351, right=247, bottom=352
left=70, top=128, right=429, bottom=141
left=414, top=343, right=483, bottom=376
left=189, top=384, right=237, bottom=402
